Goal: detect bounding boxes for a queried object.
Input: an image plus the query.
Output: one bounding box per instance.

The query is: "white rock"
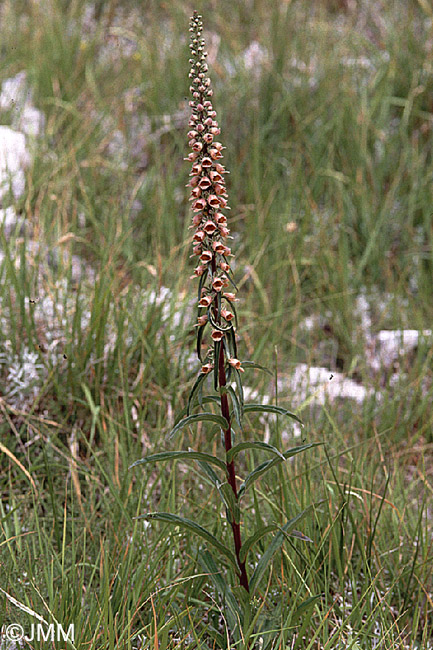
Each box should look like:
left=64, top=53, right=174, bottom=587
left=286, top=363, right=372, bottom=405
left=0, top=206, right=20, bottom=236
left=0, top=71, right=45, bottom=137
left=0, top=71, right=28, bottom=110
left=0, top=126, right=30, bottom=200
left=20, top=103, right=45, bottom=137
left=373, top=329, right=432, bottom=369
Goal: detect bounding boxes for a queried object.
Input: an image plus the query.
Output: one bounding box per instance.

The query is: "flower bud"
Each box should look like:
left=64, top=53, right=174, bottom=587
left=223, top=292, right=238, bottom=302
left=197, top=315, right=208, bottom=326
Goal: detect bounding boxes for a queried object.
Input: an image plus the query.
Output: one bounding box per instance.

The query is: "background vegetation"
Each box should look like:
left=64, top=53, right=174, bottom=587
left=0, top=0, right=432, bottom=648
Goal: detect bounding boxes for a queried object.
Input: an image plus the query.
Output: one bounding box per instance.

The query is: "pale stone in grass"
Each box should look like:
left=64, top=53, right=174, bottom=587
left=0, top=126, right=30, bottom=200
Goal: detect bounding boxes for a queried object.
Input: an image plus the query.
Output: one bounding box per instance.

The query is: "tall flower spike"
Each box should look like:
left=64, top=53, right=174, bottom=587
left=187, top=10, right=241, bottom=374
left=187, top=14, right=249, bottom=594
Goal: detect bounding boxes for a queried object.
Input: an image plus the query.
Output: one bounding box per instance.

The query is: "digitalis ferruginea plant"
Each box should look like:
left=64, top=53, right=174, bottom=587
left=186, top=10, right=249, bottom=592
left=132, top=12, right=316, bottom=626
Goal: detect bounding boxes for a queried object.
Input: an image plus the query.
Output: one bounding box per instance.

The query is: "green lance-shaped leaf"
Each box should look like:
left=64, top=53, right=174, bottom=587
left=167, top=412, right=229, bottom=440
left=174, top=395, right=221, bottom=425
left=227, top=326, right=238, bottom=361
left=226, top=385, right=243, bottom=431
left=238, top=443, right=321, bottom=499
left=196, top=324, right=207, bottom=361
left=232, top=367, right=244, bottom=408
left=241, top=361, right=273, bottom=376
left=226, top=441, right=285, bottom=464
left=219, top=482, right=241, bottom=524
left=196, top=459, right=221, bottom=488
left=243, top=403, right=303, bottom=425
left=197, top=460, right=238, bottom=517
left=249, top=510, right=313, bottom=595
left=187, top=372, right=207, bottom=415
left=137, top=512, right=237, bottom=568
left=239, top=506, right=314, bottom=564
left=130, top=450, right=227, bottom=474
left=197, top=550, right=241, bottom=630
left=292, top=594, right=323, bottom=621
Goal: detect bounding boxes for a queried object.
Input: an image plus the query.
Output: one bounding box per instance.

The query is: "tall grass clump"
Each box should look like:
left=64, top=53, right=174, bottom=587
left=131, top=11, right=319, bottom=647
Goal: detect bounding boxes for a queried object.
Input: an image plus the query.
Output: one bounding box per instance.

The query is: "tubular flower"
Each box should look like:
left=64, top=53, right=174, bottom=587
left=228, top=358, right=244, bottom=372
left=187, top=11, right=240, bottom=365
left=198, top=295, right=213, bottom=308
left=221, top=309, right=234, bottom=321
left=200, top=250, right=213, bottom=263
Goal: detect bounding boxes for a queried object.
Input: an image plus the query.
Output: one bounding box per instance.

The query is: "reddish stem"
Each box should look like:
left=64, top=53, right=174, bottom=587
left=212, top=258, right=249, bottom=592
left=218, top=342, right=249, bottom=592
